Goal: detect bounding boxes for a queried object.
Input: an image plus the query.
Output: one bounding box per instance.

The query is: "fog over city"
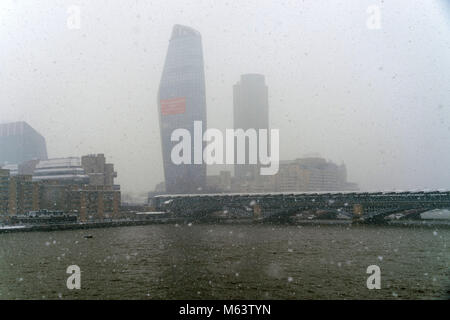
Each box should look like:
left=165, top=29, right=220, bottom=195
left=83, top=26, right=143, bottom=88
left=1, top=0, right=449, bottom=194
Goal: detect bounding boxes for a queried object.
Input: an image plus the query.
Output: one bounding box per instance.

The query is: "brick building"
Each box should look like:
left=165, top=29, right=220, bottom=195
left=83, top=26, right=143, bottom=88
left=0, top=169, right=39, bottom=216
left=0, top=153, right=121, bottom=221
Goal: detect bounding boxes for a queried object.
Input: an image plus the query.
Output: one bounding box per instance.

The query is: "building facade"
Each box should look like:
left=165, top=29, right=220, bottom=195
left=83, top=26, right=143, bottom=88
left=81, top=154, right=117, bottom=186
left=38, top=182, right=120, bottom=221
left=0, top=169, right=39, bottom=216
left=233, top=74, right=269, bottom=180
left=275, top=158, right=358, bottom=192
left=0, top=169, right=10, bottom=214
left=32, top=157, right=89, bottom=184
left=33, top=156, right=120, bottom=220
left=158, top=24, right=207, bottom=194
left=0, top=122, right=48, bottom=165
left=0, top=154, right=121, bottom=220
left=228, top=157, right=358, bottom=193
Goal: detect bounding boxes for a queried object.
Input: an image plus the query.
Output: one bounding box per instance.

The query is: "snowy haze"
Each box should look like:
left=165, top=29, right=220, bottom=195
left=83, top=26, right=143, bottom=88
left=1, top=0, right=449, bottom=194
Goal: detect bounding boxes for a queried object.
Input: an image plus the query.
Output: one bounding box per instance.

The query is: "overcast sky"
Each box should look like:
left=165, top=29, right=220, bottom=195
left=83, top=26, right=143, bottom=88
left=1, top=0, right=449, bottom=194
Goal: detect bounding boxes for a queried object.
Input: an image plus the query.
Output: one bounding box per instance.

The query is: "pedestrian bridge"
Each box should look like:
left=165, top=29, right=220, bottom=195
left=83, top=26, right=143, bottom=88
left=151, top=191, right=450, bottom=224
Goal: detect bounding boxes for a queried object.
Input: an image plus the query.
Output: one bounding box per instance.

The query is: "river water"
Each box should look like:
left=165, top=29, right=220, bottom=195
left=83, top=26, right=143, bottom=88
left=0, top=223, right=448, bottom=299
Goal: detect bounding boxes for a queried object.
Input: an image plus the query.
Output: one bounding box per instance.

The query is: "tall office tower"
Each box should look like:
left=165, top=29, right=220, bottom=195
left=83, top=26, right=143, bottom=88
left=0, top=122, right=48, bottom=166
left=233, top=74, right=269, bottom=180
left=157, top=25, right=207, bottom=194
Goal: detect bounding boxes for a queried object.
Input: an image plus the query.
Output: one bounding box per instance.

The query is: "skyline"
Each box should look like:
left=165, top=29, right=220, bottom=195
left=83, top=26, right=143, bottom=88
left=1, top=0, right=449, bottom=194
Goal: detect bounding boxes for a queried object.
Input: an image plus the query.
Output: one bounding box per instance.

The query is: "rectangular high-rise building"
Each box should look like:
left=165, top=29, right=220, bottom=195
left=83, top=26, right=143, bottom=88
left=157, top=25, right=207, bottom=194
left=0, top=122, right=48, bottom=165
left=233, top=74, right=269, bottom=180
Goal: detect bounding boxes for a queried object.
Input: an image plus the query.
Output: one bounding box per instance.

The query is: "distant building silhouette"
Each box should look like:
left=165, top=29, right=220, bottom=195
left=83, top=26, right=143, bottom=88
left=229, top=157, right=359, bottom=193
left=275, top=158, right=358, bottom=192
left=0, top=122, right=47, bottom=165
left=233, top=74, right=269, bottom=180
left=158, top=25, right=207, bottom=194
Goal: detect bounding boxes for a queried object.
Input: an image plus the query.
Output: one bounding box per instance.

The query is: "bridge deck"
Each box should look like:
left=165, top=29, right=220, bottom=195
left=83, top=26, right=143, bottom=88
left=150, top=191, right=450, bottom=223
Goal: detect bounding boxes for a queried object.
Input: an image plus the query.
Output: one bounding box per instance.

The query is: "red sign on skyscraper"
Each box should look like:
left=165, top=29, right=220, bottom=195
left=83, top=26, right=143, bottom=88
left=160, top=97, right=186, bottom=115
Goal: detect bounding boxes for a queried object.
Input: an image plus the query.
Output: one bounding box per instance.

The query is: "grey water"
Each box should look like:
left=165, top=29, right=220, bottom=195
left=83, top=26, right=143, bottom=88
left=0, top=223, right=448, bottom=299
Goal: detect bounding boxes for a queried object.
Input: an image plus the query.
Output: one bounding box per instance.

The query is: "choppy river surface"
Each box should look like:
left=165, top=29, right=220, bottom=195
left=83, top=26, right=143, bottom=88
left=0, top=223, right=448, bottom=299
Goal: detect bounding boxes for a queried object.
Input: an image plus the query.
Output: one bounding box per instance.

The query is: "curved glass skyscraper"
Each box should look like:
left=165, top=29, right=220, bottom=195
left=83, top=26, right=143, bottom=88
left=158, top=25, right=207, bottom=194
